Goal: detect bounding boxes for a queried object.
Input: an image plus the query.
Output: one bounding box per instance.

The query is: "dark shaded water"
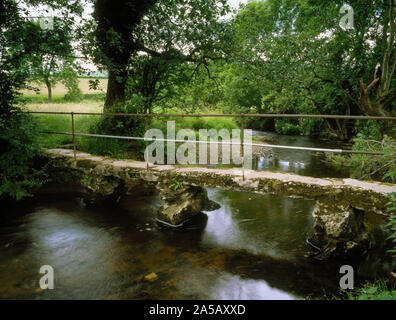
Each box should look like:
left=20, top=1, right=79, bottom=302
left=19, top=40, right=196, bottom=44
left=0, top=132, right=392, bottom=299
left=251, top=130, right=350, bottom=178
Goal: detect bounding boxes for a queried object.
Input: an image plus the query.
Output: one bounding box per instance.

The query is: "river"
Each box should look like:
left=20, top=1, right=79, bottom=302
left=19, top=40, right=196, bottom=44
left=0, top=131, right=393, bottom=299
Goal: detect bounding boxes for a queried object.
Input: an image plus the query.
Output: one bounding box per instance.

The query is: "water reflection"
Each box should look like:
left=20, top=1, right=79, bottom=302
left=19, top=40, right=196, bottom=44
left=251, top=130, right=349, bottom=178
left=0, top=190, right=318, bottom=300
left=202, top=189, right=314, bottom=261
left=256, top=158, right=307, bottom=172
left=0, top=184, right=391, bottom=300
left=211, top=274, right=295, bottom=300
left=0, top=133, right=389, bottom=300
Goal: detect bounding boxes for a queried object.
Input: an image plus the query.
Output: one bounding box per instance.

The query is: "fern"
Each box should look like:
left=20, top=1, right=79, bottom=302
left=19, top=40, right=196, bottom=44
left=170, top=178, right=183, bottom=191
left=385, top=192, right=396, bottom=257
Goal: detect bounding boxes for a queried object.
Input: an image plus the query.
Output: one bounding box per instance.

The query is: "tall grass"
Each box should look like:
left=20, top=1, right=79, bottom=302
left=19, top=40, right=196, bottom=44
left=346, top=280, right=396, bottom=300
left=32, top=113, right=97, bottom=149
left=326, top=134, right=396, bottom=182
left=151, top=116, right=238, bottom=133
left=31, top=112, right=131, bottom=158
left=22, top=93, right=106, bottom=104
left=32, top=111, right=240, bottom=161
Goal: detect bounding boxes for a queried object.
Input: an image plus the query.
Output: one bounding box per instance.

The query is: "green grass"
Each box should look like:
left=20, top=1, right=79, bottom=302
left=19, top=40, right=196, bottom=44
left=32, top=105, right=247, bottom=161
left=151, top=116, right=238, bottom=133
left=151, top=105, right=239, bottom=132
left=77, top=136, right=132, bottom=159
left=32, top=113, right=135, bottom=159
left=306, top=280, right=396, bottom=300
left=33, top=113, right=98, bottom=148
left=183, top=116, right=239, bottom=132
left=326, top=134, right=396, bottom=183
left=21, top=93, right=106, bottom=104
left=346, top=280, right=396, bottom=300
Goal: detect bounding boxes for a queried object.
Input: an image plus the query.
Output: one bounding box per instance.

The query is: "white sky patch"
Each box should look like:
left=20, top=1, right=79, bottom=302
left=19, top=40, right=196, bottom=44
left=228, top=0, right=249, bottom=10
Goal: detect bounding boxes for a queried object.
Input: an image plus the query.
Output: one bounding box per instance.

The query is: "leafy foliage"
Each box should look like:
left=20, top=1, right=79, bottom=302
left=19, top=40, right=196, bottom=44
left=170, top=178, right=183, bottom=191
left=346, top=280, right=396, bottom=300
left=386, top=192, right=396, bottom=257
left=0, top=112, right=46, bottom=200
left=327, top=133, right=396, bottom=182
left=223, top=0, right=395, bottom=139
left=0, top=0, right=82, bottom=201
left=26, top=15, right=79, bottom=102
left=92, top=101, right=146, bottom=159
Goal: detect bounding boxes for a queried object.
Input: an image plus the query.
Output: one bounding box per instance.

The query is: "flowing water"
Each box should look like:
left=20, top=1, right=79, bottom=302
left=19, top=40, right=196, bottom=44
left=0, top=131, right=393, bottom=299
left=250, top=130, right=350, bottom=178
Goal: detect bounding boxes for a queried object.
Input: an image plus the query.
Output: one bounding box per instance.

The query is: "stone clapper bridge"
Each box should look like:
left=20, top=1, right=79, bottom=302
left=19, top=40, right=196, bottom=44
left=45, top=148, right=396, bottom=259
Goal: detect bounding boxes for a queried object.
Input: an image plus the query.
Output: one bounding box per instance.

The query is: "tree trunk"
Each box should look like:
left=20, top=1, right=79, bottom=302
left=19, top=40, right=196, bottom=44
left=358, top=0, right=395, bottom=116
left=359, top=78, right=396, bottom=117
left=143, top=98, right=153, bottom=114
left=104, top=69, right=126, bottom=111
left=94, top=0, right=157, bottom=112
left=378, top=0, right=395, bottom=96
left=325, top=119, right=350, bottom=141
left=45, top=78, right=52, bottom=103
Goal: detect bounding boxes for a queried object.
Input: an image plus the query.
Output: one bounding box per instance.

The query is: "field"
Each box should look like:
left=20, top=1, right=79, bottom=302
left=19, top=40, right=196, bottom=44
left=21, top=77, right=105, bottom=115
left=21, top=77, right=108, bottom=96
left=26, top=103, right=103, bottom=113
left=19, top=78, right=243, bottom=160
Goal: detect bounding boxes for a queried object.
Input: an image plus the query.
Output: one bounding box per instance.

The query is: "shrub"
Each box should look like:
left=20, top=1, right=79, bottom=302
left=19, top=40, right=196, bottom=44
left=274, top=119, right=301, bottom=135
left=0, top=112, right=46, bottom=200
left=62, top=67, right=84, bottom=102
left=346, top=280, right=396, bottom=300
left=354, top=120, right=382, bottom=141
left=78, top=136, right=130, bottom=159
left=92, top=101, right=146, bottom=159
left=63, top=88, right=83, bottom=102
left=327, top=134, right=396, bottom=182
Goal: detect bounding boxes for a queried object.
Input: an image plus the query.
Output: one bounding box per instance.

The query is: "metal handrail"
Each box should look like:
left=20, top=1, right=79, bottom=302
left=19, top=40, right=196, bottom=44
left=27, top=111, right=396, bottom=163
left=26, top=111, right=396, bottom=121
left=40, top=130, right=388, bottom=156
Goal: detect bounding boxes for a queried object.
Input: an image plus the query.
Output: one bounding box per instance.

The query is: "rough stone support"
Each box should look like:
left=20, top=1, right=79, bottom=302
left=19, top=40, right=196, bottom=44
left=307, top=198, right=370, bottom=260
left=155, top=178, right=214, bottom=226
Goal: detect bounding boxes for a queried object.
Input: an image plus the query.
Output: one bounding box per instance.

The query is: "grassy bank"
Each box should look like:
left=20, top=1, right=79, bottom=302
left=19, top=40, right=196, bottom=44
left=22, top=93, right=106, bottom=104
left=26, top=102, right=241, bottom=160
left=342, top=280, right=396, bottom=300
left=325, top=133, right=396, bottom=183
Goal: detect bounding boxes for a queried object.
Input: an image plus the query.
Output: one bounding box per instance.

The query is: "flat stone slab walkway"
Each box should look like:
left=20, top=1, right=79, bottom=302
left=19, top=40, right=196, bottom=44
left=46, top=148, right=396, bottom=215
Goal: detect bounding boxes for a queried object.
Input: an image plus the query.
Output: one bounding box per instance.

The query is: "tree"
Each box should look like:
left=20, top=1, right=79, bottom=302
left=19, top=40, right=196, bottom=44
left=229, top=0, right=396, bottom=139
left=91, top=0, right=158, bottom=109
left=0, top=0, right=25, bottom=119
left=126, top=54, right=188, bottom=114
left=157, top=60, right=226, bottom=113
left=229, top=0, right=336, bottom=134
left=27, top=17, right=77, bottom=102
left=89, top=0, right=231, bottom=111
left=0, top=0, right=83, bottom=200
left=359, top=0, right=396, bottom=116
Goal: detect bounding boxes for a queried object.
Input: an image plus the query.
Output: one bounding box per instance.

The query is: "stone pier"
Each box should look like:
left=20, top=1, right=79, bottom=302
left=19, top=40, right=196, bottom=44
left=156, top=179, right=212, bottom=226
left=307, top=198, right=370, bottom=259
